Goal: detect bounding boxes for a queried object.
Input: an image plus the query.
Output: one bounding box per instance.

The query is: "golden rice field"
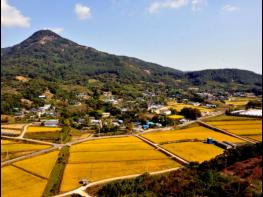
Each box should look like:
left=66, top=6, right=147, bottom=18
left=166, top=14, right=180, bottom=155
left=162, top=142, right=224, bottom=163
left=207, top=120, right=262, bottom=136
left=1, top=165, right=47, bottom=197
left=60, top=136, right=180, bottom=192
left=26, top=126, right=62, bottom=133
left=168, top=115, right=185, bottom=119
left=246, top=135, right=262, bottom=142
left=1, top=140, right=51, bottom=162
left=142, top=126, right=245, bottom=144
left=13, top=151, right=59, bottom=178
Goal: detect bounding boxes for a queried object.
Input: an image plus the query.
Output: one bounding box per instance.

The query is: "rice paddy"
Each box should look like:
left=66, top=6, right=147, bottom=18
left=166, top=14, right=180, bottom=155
left=142, top=126, right=245, bottom=144
left=168, top=115, right=185, bottom=119
left=206, top=120, right=262, bottom=142
left=1, top=140, right=51, bottom=162
left=162, top=142, right=224, bottom=163
left=167, top=101, right=213, bottom=113
left=60, top=136, right=180, bottom=192
left=1, top=151, right=59, bottom=197
left=26, top=126, right=62, bottom=133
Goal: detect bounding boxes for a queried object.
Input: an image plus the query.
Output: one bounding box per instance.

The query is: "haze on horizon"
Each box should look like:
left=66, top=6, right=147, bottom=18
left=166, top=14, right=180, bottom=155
left=1, top=0, right=262, bottom=74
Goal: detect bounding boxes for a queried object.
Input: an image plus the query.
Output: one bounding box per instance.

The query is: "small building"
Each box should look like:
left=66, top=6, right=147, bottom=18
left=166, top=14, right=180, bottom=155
left=102, top=112, right=110, bottom=118
left=159, top=109, right=172, bottom=116
left=38, top=95, right=46, bottom=99
left=44, top=119, right=59, bottom=127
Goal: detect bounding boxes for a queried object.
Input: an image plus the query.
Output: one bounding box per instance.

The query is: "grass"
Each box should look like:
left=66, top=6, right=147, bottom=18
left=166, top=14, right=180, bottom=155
left=142, top=126, right=245, bottom=144
left=24, top=132, right=61, bottom=143
left=43, top=146, right=70, bottom=197
left=14, top=151, right=59, bottom=179
left=60, top=136, right=180, bottom=192
left=27, top=126, right=62, bottom=133
left=162, top=142, right=224, bottom=163
left=1, top=165, right=48, bottom=197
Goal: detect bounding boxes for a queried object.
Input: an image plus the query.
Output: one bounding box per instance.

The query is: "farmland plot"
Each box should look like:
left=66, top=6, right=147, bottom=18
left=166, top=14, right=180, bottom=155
left=60, top=136, right=180, bottom=192
left=1, top=140, right=51, bottom=162
left=142, top=126, right=245, bottom=144
left=27, top=126, right=62, bottom=133
left=162, top=142, right=224, bottom=163
left=207, top=120, right=262, bottom=142
left=1, top=151, right=58, bottom=197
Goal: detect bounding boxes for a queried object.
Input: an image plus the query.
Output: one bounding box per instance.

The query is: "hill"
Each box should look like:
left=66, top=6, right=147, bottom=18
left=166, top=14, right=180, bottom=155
left=1, top=30, right=261, bottom=89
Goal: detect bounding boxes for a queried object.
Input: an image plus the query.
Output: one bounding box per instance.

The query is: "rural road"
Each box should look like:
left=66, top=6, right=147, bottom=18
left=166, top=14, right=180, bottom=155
left=53, top=167, right=181, bottom=197
left=19, top=123, right=31, bottom=138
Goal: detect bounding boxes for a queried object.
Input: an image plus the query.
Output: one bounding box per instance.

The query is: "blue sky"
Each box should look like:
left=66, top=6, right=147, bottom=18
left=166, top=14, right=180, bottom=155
left=1, top=0, right=262, bottom=74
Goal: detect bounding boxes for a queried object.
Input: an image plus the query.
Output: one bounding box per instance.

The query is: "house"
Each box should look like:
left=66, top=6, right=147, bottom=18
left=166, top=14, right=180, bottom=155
left=38, top=95, right=46, bottom=99
left=159, top=109, right=172, bottom=116
left=102, top=112, right=110, bottom=118
left=90, top=119, right=102, bottom=127
left=44, top=119, right=59, bottom=127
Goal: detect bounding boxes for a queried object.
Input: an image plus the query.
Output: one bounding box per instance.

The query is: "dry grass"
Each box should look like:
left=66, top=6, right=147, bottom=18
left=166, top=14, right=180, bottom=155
left=26, top=126, right=62, bottom=133
left=143, top=126, right=245, bottom=144
left=14, top=151, right=59, bottom=179
left=60, top=136, right=180, bottom=192
left=162, top=142, right=224, bottom=163
left=1, top=165, right=47, bottom=197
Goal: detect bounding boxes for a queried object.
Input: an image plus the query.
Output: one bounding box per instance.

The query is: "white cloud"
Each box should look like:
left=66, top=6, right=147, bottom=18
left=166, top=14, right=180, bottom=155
left=223, top=4, right=240, bottom=12
left=148, top=0, right=189, bottom=14
left=75, top=3, right=91, bottom=20
left=44, top=27, right=64, bottom=34
left=191, top=0, right=207, bottom=11
left=1, top=0, right=30, bottom=28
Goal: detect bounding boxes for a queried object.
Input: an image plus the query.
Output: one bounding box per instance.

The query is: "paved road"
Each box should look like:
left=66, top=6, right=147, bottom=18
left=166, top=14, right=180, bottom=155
left=53, top=167, right=181, bottom=197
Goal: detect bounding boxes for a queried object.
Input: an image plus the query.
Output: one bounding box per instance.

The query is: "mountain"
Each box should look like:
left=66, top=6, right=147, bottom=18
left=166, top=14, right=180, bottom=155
left=1, top=30, right=262, bottom=89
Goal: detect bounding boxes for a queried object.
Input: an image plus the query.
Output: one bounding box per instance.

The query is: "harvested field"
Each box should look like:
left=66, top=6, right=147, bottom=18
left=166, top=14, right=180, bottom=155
left=167, top=102, right=213, bottom=113
left=60, top=136, right=180, bottom=192
left=1, top=124, right=25, bottom=129
left=204, top=114, right=258, bottom=122
left=142, top=126, right=245, bottom=144
left=1, top=165, right=47, bottom=197
left=162, top=142, right=224, bottom=163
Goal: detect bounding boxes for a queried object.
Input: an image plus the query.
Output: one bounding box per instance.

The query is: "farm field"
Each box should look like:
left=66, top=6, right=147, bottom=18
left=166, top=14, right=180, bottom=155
left=204, top=114, right=259, bottom=122
left=26, top=126, right=62, bottom=133
left=206, top=120, right=262, bottom=142
left=1, top=165, right=47, bottom=197
left=162, top=142, right=224, bottom=163
left=60, top=136, right=180, bottom=192
left=142, top=126, right=245, bottom=144
left=224, top=97, right=257, bottom=106
left=1, top=151, right=58, bottom=197
left=168, top=115, right=184, bottom=119
left=1, top=140, right=51, bottom=162
left=167, top=101, right=213, bottom=113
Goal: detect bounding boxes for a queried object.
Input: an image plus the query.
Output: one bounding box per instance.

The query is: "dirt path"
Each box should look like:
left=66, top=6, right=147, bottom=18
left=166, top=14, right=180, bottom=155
left=19, top=123, right=31, bottom=138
